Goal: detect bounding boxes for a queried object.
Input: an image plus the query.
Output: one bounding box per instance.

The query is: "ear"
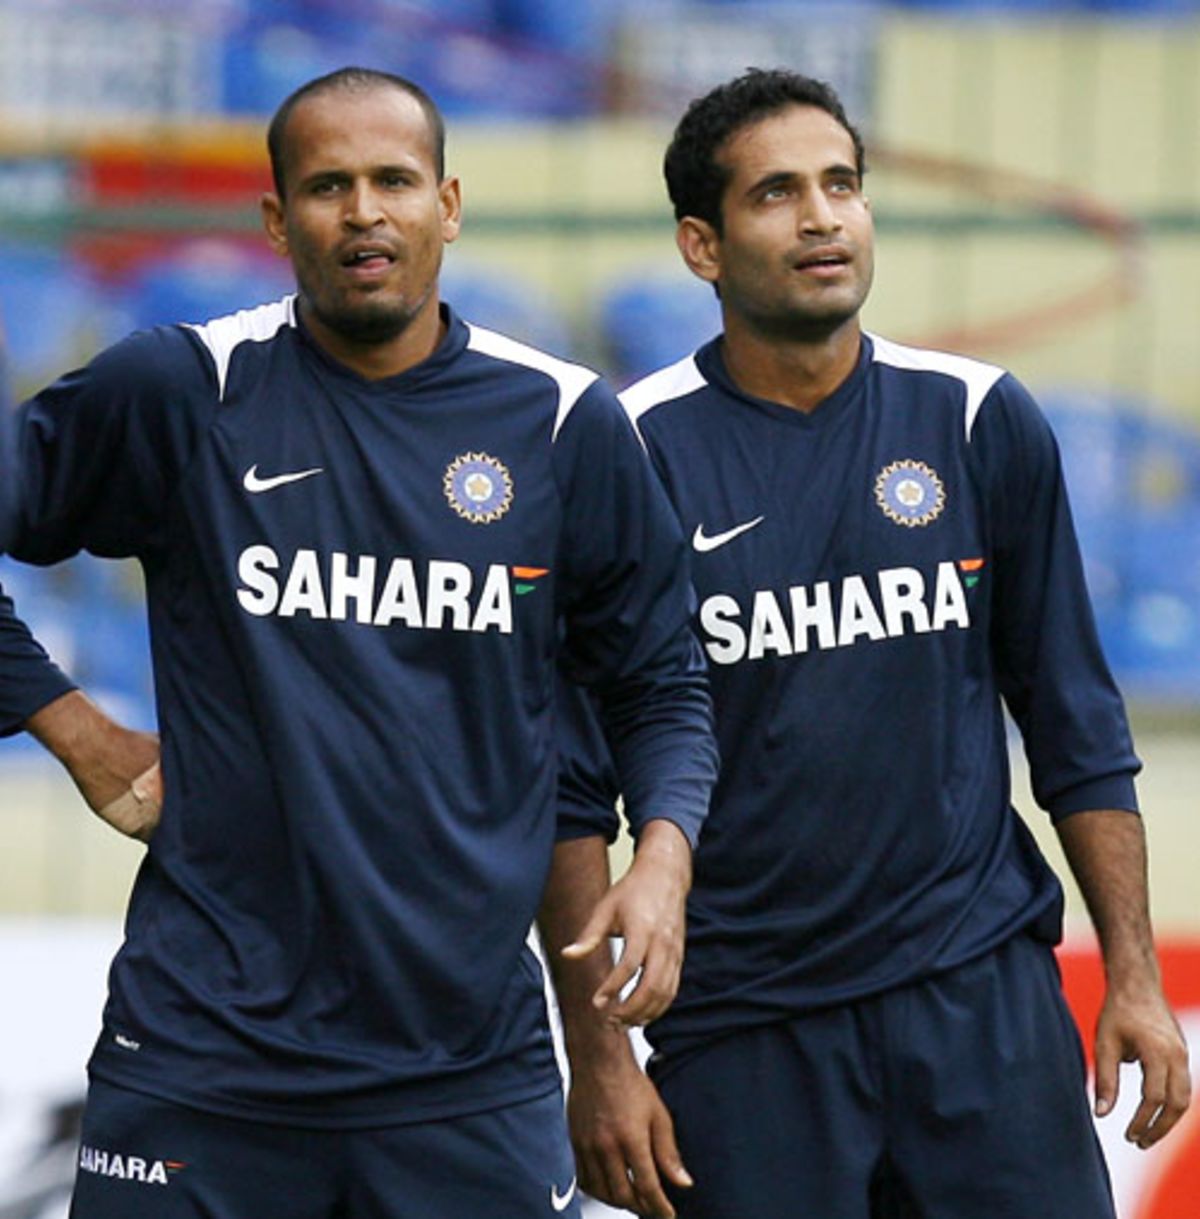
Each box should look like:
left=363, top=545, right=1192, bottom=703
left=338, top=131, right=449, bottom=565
left=261, top=193, right=288, bottom=258
left=439, top=176, right=463, bottom=245
left=676, top=216, right=721, bottom=287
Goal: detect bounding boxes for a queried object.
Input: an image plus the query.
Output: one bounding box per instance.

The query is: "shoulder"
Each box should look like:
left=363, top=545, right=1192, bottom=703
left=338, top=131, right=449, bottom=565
left=618, top=354, right=708, bottom=432
left=183, top=295, right=299, bottom=401
left=462, top=322, right=606, bottom=440
left=866, top=333, right=1022, bottom=439
left=27, top=320, right=215, bottom=414
left=76, top=295, right=297, bottom=404
left=869, top=336, right=1060, bottom=492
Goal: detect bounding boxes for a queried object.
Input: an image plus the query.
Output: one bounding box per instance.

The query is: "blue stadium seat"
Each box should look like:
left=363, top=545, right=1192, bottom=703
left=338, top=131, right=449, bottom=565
left=495, top=0, right=613, bottom=57
left=0, top=243, right=114, bottom=395
left=221, top=5, right=380, bottom=116
left=0, top=555, right=156, bottom=744
left=600, top=273, right=723, bottom=385
left=220, top=1, right=592, bottom=118
left=441, top=263, right=571, bottom=355
left=120, top=241, right=294, bottom=331
left=1114, top=517, right=1200, bottom=702
left=1042, top=392, right=1200, bottom=704
left=890, top=0, right=1198, bottom=8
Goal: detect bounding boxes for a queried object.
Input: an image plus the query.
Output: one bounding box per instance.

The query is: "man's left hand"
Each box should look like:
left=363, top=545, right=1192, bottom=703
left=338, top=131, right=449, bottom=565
left=1094, top=985, right=1191, bottom=1148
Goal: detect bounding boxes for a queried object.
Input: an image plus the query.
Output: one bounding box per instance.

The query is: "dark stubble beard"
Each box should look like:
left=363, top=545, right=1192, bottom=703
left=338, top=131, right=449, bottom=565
left=303, top=279, right=436, bottom=347
left=741, top=297, right=863, bottom=345
left=738, top=264, right=873, bottom=345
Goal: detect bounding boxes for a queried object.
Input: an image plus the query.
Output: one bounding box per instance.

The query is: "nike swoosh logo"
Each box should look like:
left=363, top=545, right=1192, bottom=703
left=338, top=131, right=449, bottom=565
left=692, top=515, right=764, bottom=553
left=242, top=464, right=324, bottom=493
left=550, top=1175, right=577, bottom=1212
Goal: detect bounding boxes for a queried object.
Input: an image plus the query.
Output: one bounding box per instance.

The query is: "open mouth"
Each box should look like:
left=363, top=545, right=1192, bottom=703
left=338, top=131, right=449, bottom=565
left=794, top=250, right=850, bottom=272
left=341, top=247, right=396, bottom=272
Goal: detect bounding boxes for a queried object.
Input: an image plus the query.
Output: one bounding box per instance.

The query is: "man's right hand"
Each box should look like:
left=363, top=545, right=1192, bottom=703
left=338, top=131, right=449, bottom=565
left=96, top=756, right=162, bottom=842
left=25, top=690, right=163, bottom=841
left=562, top=818, right=693, bottom=1028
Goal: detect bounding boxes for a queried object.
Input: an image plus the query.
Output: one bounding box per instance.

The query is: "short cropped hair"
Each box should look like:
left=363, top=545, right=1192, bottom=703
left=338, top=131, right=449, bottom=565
left=664, top=68, right=866, bottom=233
left=267, top=66, right=446, bottom=198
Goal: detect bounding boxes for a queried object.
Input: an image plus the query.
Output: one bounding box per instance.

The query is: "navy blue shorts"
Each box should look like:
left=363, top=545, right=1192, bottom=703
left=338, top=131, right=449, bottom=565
left=70, top=1079, right=581, bottom=1219
left=650, top=934, right=1115, bottom=1219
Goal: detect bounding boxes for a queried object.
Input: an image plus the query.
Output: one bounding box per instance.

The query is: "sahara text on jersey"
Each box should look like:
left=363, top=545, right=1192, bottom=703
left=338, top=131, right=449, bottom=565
left=699, top=558, right=981, bottom=664
left=235, top=545, right=550, bottom=632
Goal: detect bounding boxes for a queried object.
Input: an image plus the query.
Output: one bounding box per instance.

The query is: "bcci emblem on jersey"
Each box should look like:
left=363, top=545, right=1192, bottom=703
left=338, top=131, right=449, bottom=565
left=444, top=452, right=514, bottom=524
left=875, top=460, right=946, bottom=528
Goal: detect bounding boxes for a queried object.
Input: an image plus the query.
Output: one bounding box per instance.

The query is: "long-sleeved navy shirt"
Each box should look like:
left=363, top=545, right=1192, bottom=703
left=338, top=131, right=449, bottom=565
left=561, top=332, right=1139, bottom=1054
left=0, top=579, right=75, bottom=735
left=1, top=299, right=716, bottom=1126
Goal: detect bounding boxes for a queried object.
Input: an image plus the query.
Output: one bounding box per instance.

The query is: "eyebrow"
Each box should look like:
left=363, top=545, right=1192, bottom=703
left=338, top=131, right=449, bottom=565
left=746, top=163, right=861, bottom=197
left=746, top=171, right=795, bottom=198
left=298, top=168, right=351, bottom=189
left=298, top=163, right=420, bottom=189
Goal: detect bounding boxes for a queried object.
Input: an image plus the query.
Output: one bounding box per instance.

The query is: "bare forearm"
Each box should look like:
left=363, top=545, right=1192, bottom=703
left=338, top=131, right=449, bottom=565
left=539, top=833, right=692, bottom=1217
left=28, top=690, right=127, bottom=780
left=1056, top=807, right=1190, bottom=1145
left=1056, top=808, right=1159, bottom=990
left=25, top=689, right=161, bottom=840
left=539, top=836, right=626, bottom=1057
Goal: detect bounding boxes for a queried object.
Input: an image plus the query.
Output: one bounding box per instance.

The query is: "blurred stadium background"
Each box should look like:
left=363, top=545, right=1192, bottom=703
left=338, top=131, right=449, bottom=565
left=1, top=0, right=1198, bottom=1215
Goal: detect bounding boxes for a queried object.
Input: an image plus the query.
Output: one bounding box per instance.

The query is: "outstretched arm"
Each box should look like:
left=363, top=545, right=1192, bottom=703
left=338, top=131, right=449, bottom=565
left=1056, top=808, right=1190, bottom=1148
left=25, top=689, right=161, bottom=841
left=538, top=831, right=693, bottom=1219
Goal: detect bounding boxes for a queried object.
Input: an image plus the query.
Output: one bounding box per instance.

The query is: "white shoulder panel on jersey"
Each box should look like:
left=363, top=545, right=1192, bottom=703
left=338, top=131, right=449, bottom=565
left=465, top=324, right=599, bottom=441
left=185, top=296, right=297, bottom=402
left=868, top=333, right=1005, bottom=441
left=618, top=356, right=707, bottom=442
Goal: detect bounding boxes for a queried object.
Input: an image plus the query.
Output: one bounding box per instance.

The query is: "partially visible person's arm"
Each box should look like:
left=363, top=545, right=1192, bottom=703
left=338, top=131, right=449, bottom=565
left=539, top=833, right=692, bottom=1219
left=979, top=375, right=1190, bottom=1149
left=0, top=325, right=215, bottom=840
left=1057, top=809, right=1190, bottom=1148
left=553, top=380, right=717, bottom=1018
left=25, top=688, right=161, bottom=842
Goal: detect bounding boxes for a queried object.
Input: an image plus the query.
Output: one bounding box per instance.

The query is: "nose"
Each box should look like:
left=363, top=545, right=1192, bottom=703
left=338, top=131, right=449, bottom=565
left=799, top=186, right=841, bottom=235
left=344, top=181, right=384, bottom=229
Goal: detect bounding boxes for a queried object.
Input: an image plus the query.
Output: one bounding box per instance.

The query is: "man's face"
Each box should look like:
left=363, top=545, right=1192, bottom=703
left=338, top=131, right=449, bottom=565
left=689, top=104, right=874, bottom=340
left=262, top=86, right=460, bottom=350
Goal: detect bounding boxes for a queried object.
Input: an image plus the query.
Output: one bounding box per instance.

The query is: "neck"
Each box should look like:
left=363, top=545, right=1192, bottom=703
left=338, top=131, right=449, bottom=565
left=300, top=294, right=446, bottom=380
left=719, top=315, right=862, bottom=413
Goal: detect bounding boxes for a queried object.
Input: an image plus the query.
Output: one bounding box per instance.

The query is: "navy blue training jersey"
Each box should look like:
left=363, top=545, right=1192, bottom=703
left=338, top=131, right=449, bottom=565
left=563, top=331, right=1139, bottom=1050
left=2, top=298, right=716, bottom=1126
left=0, top=579, right=75, bottom=734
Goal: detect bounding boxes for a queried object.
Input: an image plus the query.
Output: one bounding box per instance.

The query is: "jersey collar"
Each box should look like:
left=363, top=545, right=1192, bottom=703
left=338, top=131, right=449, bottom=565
left=695, top=331, right=873, bottom=426
left=296, top=303, right=470, bottom=389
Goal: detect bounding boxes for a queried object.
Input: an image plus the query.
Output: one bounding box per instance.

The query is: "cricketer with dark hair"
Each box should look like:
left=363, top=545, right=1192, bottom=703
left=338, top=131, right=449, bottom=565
left=0, top=67, right=717, bottom=1218
left=550, top=68, right=1190, bottom=1219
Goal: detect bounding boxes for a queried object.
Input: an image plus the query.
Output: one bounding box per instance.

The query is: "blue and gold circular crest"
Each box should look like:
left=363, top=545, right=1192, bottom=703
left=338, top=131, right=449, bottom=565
left=874, top=460, right=945, bottom=527
left=444, top=452, right=514, bottom=524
